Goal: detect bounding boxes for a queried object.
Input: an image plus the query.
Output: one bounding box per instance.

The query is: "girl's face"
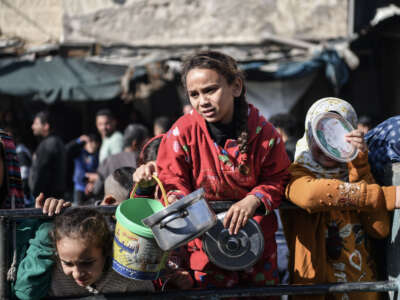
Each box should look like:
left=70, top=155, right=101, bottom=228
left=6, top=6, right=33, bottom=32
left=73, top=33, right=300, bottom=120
left=186, top=68, right=242, bottom=124
left=56, top=237, right=106, bottom=287
left=309, top=137, right=340, bottom=169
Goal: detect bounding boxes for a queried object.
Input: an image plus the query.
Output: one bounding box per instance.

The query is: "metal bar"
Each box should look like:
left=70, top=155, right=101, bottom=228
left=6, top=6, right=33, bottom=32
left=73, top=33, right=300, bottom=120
left=0, top=201, right=299, bottom=219
left=0, top=205, right=117, bottom=219
left=261, top=33, right=317, bottom=51
left=0, top=217, right=8, bottom=300
left=347, top=0, right=355, bottom=38
left=45, top=281, right=399, bottom=300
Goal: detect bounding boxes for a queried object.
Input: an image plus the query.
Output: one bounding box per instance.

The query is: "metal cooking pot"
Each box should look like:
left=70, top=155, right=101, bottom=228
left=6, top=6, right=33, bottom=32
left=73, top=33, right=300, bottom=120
left=142, top=188, right=217, bottom=251
left=203, top=212, right=264, bottom=271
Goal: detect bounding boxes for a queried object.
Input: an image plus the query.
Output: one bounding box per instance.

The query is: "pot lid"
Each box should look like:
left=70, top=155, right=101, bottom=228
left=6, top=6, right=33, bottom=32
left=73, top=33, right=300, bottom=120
left=311, top=112, right=358, bottom=163
left=142, top=188, right=205, bottom=227
left=203, top=212, right=264, bottom=271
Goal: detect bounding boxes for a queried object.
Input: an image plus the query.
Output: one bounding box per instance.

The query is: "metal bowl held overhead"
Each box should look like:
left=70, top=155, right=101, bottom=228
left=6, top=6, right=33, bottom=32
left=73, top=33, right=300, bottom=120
left=203, top=212, right=264, bottom=271
left=311, top=111, right=358, bottom=163
left=142, top=188, right=217, bottom=251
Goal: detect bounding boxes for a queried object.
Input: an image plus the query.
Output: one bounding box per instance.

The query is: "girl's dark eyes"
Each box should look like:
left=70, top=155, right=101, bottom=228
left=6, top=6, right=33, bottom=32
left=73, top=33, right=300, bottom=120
left=62, top=261, right=74, bottom=267
left=62, top=260, right=95, bottom=267
left=80, top=261, right=95, bottom=267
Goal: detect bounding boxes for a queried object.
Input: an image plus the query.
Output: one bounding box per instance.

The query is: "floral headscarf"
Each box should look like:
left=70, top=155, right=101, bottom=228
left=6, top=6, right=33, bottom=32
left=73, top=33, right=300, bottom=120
left=365, top=116, right=400, bottom=184
left=294, top=97, right=358, bottom=180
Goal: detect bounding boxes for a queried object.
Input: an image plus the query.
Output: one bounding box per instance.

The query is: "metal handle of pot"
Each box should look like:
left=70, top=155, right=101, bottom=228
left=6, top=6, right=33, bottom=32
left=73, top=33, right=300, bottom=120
left=130, top=175, right=168, bottom=207
left=159, top=210, right=188, bottom=228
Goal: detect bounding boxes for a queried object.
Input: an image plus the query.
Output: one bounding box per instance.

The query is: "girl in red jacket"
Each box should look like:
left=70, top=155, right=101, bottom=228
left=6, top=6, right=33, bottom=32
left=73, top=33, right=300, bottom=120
left=156, top=51, right=290, bottom=293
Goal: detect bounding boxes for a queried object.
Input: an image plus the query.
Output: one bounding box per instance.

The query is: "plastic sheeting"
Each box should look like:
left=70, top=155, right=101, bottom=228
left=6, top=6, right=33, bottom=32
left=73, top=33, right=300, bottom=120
left=0, top=56, right=145, bottom=103
left=245, top=49, right=350, bottom=117
left=0, top=49, right=349, bottom=105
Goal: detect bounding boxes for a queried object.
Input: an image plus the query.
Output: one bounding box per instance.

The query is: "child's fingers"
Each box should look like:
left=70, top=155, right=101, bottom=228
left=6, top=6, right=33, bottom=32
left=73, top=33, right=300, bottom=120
left=234, top=212, right=245, bottom=235
left=42, top=198, right=52, bottom=214
left=167, top=195, right=177, bottom=204
left=242, top=214, right=249, bottom=228
left=346, top=129, right=364, bottom=138
left=144, top=166, right=153, bottom=180
left=47, top=198, right=58, bottom=216
left=35, top=193, right=45, bottom=208
left=223, top=209, right=233, bottom=229
left=55, top=199, right=64, bottom=215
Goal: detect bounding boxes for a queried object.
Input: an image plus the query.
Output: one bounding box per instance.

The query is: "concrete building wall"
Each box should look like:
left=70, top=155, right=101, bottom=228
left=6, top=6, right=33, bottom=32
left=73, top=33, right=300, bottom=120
left=63, top=0, right=348, bottom=46
left=0, top=0, right=348, bottom=48
left=0, top=0, right=62, bottom=46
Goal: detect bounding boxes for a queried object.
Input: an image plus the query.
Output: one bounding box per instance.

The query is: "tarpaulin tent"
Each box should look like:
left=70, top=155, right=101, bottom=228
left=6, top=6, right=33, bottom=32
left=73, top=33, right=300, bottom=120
left=0, top=56, right=146, bottom=103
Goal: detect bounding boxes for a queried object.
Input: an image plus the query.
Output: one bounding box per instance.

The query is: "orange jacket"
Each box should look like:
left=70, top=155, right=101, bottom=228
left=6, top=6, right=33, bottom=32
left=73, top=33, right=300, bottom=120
left=281, top=151, right=392, bottom=300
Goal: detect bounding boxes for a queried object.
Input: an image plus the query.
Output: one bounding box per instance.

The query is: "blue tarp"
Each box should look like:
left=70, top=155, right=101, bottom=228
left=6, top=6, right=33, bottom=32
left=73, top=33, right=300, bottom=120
left=242, top=49, right=349, bottom=92
left=0, top=56, right=146, bottom=103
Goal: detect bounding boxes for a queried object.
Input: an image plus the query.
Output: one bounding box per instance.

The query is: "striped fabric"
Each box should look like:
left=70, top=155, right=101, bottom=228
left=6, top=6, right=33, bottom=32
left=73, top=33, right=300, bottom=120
left=0, top=130, right=24, bottom=209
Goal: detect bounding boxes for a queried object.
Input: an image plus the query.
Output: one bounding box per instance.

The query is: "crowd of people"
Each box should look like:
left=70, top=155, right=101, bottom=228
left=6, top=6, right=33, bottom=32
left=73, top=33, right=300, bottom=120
left=0, top=50, right=397, bottom=300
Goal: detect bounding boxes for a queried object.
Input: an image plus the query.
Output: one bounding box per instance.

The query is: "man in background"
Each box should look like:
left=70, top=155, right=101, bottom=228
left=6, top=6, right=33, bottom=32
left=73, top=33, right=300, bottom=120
left=95, top=109, right=124, bottom=163
left=88, top=123, right=149, bottom=198
left=29, top=111, right=66, bottom=199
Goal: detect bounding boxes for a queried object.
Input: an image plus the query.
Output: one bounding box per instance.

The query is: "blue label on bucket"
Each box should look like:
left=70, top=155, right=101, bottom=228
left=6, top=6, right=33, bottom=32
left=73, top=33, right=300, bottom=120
left=112, top=259, right=163, bottom=280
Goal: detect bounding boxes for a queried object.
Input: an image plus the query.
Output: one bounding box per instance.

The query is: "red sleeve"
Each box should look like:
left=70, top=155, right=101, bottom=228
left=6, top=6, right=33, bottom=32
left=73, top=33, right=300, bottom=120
left=248, top=127, right=291, bottom=213
left=156, top=127, right=193, bottom=199
left=152, top=279, right=163, bottom=291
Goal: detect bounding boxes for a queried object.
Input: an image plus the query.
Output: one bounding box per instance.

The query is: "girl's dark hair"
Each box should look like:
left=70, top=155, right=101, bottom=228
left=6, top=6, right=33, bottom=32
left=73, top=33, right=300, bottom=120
left=51, top=207, right=113, bottom=257
left=138, top=134, right=163, bottom=166
left=181, top=51, right=249, bottom=174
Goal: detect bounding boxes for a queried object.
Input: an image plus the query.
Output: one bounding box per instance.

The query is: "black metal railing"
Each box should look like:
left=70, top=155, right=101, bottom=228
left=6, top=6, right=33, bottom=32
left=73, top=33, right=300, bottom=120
left=0, top=202, right=398, bottom=300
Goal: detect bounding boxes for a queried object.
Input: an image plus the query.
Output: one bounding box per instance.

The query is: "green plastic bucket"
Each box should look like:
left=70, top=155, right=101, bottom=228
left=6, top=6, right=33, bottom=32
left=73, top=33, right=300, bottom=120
left=112, top=197, right=168, bottom=280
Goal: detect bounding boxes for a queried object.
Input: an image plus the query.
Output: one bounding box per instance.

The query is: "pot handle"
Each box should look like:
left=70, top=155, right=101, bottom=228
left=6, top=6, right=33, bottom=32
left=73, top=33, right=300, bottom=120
left=159, top=210, right=188, bottom=228
left=130, top=175, right=168, bottom=207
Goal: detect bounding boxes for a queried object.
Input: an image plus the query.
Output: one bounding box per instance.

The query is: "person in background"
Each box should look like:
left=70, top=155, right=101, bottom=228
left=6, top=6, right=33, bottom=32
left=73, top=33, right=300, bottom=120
left=95, top=109, right=123, bottom=164
left=365, top=115, right=400, bottom=184
left=100, top=166, right=136, bottom=207
left=157, top=51, right=290, bottom=295
left=132, top=135, right=163, bottom=197
left=0, top=128, right=25, bottom=208
left=87, top=123, right=149, bottom=198
left=5, top=126, right=33, bottom=207
left=153, top=116, right=173, bottom=136
left=29, top=111, right=66, bottom=199
left=267, top=113, right=301, bottom=289
left=357, top=115, right=374, bottom=135
left=66, top=134, right=100, bottom=206
left=282, top=98, right=395, bottom=300
left=269, top=113, right=301, bottom=162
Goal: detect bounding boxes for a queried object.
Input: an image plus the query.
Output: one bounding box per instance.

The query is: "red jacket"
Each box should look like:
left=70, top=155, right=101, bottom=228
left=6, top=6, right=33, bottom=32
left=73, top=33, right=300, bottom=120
left=157, top=103, right=290, bottom=232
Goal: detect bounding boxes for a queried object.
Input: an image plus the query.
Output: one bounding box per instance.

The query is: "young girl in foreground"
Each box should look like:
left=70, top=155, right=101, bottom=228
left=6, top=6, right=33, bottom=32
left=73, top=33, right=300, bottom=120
left=282, top=98, right=397, bottom=300
left=16, top=207, right=154, bottom=299
left=156, top=51, right=290, bottom=293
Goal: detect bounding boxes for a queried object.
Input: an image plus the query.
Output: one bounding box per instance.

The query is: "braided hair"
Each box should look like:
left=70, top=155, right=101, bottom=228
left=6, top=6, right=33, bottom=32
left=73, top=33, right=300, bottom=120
left=181, top=51, right=249, bottom=175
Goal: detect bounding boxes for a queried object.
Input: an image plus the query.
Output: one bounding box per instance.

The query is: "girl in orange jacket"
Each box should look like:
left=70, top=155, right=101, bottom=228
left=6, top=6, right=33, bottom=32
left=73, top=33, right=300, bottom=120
left=282, top=97, right=396, bottom=300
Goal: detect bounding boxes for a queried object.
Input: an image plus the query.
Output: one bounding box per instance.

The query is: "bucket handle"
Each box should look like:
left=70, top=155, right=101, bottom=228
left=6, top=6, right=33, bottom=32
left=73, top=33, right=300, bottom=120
left=130, top=175, right=168, bottom=207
